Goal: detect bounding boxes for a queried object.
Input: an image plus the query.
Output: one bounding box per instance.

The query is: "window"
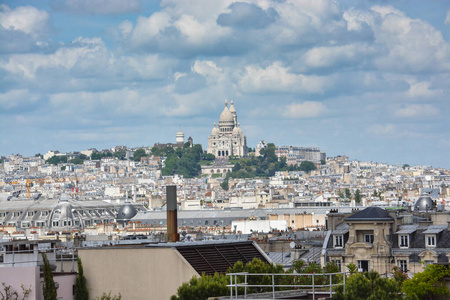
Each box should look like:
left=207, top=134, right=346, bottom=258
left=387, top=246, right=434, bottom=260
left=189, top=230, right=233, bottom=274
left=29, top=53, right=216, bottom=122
left=334, top=235, right=343, bottom=248
left=27, top=211, right=34, bottom=217
left=41, top=211, right=49, bottom=216
left=426, top=235, right=436, bottom=247
left=332, top=259, right=341, bottom=270
left=424, top=260, right=434, bottom=267
left=364, top=234, right=374, bottom=244
left=52, top=221, right=59, bottom=227
left=0, top=212, right=6, bottom=218
left=398, top=260, right=407, bottom=272
left=399, top=235, right=409, bottom=248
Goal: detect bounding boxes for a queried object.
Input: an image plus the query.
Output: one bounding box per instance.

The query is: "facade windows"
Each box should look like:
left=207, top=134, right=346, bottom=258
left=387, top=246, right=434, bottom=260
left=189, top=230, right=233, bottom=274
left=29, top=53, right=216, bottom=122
left=52, top=221, right=59, bottom=227
left=398, top=260, right=408, bottom=272
left=399, top=235, right=409, bottom=248
left=334, top=235, right=343, bottom=248
left=364, top=234, right=374, bottom=244
left=41, top=211, right=49, bottom=216
left=13, top=212, right=20, bottom=217
left=27, top=211, right=34, bottom=217
left=426, top=235, right=436, bottom=248
left=0, top=212, right=6, bottom=218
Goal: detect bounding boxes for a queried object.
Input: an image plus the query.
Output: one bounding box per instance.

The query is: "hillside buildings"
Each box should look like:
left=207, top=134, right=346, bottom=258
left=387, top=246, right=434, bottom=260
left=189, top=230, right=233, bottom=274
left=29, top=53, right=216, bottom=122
left=207, top=100, right=247, bottom=158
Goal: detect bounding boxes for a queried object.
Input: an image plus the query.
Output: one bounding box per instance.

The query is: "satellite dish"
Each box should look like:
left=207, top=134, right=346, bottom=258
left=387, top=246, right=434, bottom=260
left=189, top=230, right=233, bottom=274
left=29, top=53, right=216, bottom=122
left=290, top=242, right=295, bottom=249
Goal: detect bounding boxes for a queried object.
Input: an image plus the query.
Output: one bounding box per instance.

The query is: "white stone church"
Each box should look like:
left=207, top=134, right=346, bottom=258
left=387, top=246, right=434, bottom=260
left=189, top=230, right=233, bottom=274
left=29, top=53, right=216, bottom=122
left=207, top=100, right=247, bottom=158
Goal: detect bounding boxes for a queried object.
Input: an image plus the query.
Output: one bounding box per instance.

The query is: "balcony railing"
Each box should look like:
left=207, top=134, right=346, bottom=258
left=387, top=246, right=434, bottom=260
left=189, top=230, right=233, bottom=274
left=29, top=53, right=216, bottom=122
left=227, top=271, right=346, bottom=300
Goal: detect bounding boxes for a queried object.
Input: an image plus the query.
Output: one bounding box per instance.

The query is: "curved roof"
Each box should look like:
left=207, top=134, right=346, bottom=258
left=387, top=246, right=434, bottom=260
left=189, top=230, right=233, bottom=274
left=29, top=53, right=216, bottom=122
left=414, top=196, right=435, bottom=212
left=345, top=207, right=393, bottom=222
left=116, top=202, right=138, bottom=224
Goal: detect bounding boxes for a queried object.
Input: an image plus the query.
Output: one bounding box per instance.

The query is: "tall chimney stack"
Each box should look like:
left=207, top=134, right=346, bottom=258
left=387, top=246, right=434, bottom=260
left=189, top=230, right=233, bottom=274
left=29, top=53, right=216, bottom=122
left=166, top=185, right=179, bottom=242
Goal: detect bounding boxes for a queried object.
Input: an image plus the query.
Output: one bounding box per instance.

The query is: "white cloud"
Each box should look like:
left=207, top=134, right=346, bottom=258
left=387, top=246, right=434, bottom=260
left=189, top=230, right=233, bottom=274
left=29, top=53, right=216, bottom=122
left=343, top=7, right=374, bottom=31
left=445, top=10, right=450, bottom=26
left=406, top=81, right=443, bottom=98
left=0, top=37, right=107, bottom=79
left=192, top=60, right=222, bottom=78
left=0, top=5, right=49, bottom=37
left=302, top=43, right=373, bottom=69
left=51, top=0, right=140, bottom=15
left=395, top=104, right=439, bottom=118
left=238, top=62, right=328, bottom=94
left=282, top=101, right=327, bottom=119
left=371, top=5, right=450, bottom=72
left=367, top=124, right=397, bottom=136
left=0, top=89, right=39, bottom=110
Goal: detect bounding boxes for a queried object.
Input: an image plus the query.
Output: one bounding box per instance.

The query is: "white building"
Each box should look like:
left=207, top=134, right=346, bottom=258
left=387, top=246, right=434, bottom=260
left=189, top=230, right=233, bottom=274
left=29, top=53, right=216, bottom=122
left=207, top=100, right=247, bottom=158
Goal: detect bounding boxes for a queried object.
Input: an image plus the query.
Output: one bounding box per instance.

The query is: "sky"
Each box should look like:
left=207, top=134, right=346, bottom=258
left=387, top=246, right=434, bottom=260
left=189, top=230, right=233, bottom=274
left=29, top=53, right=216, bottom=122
left=0, top=0, right=449, bottom=168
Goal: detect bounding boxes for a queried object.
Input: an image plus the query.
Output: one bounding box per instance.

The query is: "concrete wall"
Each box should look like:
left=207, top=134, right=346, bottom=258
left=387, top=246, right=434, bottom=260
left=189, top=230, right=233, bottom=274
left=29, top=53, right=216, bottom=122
left=0, top=266, right=41, bottom=300
left=78, top=247, right=199, bottom=300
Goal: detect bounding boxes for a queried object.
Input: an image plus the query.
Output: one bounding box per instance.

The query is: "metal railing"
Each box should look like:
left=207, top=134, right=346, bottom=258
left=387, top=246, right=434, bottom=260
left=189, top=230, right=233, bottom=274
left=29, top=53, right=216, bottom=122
left=0, top=247, right=78, bottom=272
left=227, top=271, right=346, bottom=300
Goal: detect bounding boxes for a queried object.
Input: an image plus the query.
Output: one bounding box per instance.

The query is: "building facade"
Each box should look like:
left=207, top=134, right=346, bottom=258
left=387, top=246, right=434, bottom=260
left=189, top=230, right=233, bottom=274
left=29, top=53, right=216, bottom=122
left=207, top=100, right=247, bottom=158
left=322, top=197, right=450, bottom=276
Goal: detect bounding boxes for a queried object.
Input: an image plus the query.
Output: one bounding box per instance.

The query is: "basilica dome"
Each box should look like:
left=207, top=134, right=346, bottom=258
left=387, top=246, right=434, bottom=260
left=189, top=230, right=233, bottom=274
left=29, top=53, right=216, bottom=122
left=219, top=107, right=233, bottom=123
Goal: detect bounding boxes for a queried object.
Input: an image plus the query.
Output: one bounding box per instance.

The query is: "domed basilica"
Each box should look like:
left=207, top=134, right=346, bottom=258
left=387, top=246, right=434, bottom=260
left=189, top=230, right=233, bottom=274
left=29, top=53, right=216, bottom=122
left=207, top=100, right=247, bottom=158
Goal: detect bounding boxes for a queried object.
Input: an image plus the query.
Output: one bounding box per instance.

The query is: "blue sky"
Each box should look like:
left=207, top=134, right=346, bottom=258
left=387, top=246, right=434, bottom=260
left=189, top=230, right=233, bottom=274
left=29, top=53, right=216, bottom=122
left=1, top=0, right=449, bottom=168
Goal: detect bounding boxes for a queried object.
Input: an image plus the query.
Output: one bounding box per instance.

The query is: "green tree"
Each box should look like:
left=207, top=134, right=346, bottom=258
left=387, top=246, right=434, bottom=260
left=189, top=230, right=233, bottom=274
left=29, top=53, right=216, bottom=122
left=402, top=264, right=450, bottom=299
left=42, top=253, right=57, bottom=300
left=170, top=273, right=228, bottom=300
left=345, top=188, right=351, bottom=200
left=46, top=155, right=67, bottom=165
left=402, top=164, right=410, bottom=169
left=334, top=271, right=402, bottom=300
left=202, top=153, right=215, bottom=161
left=299, top=161, right=317, bottom=173
left=346, top=263, right=357, bottom=275
left=69, top=157, right=84, bottom=165
left=113, top=151, right=126, bottom=160
left=220, top=180, right=229, bottom=191
left=74, top=258, right=89, bottom=300
left=355, top=189, right=362, bottom=203
left=132, top=149, right=146, bottom=162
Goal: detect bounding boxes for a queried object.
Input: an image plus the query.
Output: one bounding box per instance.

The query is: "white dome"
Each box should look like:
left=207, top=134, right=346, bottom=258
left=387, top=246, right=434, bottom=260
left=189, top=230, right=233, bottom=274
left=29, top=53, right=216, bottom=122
left=211, top=123, right=219, bottom=134
left=229, top=100, right=236, bottom=113
left=219, top=107, right=233, bottom=123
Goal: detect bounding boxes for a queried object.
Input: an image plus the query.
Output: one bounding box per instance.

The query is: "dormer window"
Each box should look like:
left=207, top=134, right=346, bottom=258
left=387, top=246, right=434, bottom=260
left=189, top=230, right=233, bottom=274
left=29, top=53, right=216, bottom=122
left=334, top=235, right=343, bottom=248
left=399, top=235, right=409, bottom=248
left=426, top=235, right=436, bottom=248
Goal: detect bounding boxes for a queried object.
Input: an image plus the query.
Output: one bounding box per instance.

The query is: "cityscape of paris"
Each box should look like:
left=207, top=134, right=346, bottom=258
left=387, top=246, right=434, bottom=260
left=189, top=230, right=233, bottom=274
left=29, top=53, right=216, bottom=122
left=1, top=0, right=449, bottom=299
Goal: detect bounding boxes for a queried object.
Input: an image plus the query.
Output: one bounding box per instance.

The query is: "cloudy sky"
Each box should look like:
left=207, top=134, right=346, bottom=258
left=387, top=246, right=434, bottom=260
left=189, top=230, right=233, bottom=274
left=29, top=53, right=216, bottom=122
left=1, top=0, right=449, bottom=168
